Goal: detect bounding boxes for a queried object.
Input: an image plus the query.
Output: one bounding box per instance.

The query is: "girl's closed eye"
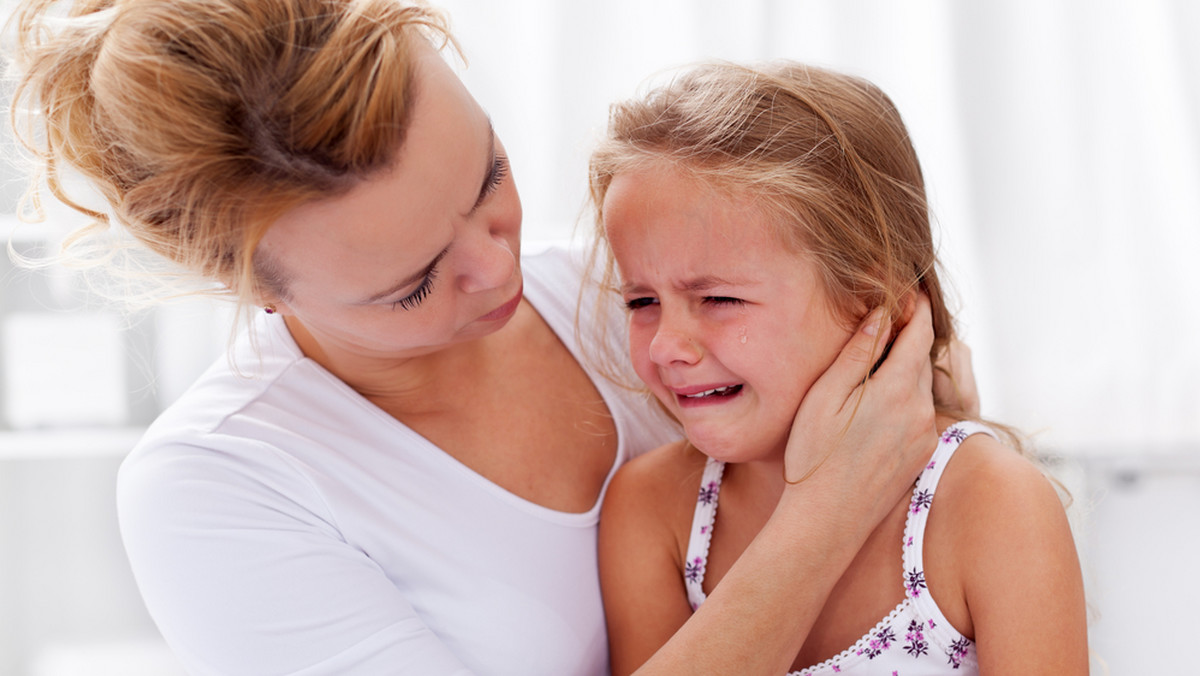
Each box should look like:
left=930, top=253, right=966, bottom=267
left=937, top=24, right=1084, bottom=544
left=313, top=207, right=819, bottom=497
left=704, top=296, right=745, bottom=307
left=625, top=297, right=658, bottom=311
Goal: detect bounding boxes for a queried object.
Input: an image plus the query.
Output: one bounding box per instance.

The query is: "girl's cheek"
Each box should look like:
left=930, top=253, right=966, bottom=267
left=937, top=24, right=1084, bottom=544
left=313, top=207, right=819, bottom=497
left=627, top=329, right=655, bottom=380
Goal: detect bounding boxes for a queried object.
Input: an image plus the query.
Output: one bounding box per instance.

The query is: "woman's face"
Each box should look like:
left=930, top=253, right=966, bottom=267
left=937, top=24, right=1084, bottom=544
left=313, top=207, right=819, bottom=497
left=603, top=161, right=855, bottom=465
left=258, top=41, right=523, bottom=361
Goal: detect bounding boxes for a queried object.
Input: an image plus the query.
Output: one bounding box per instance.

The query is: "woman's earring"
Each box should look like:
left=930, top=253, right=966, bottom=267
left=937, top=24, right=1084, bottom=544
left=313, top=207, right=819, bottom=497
left=264, top=304, right=277, bottom=315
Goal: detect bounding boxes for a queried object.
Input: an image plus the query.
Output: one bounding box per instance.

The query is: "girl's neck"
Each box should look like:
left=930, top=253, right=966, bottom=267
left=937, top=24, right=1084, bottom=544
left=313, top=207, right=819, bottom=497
left=720, top=451, right=789, bottom=505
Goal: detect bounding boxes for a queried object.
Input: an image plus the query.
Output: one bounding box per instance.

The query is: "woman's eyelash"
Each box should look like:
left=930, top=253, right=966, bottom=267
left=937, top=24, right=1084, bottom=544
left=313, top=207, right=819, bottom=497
left=477, top=153, right=509, bottom=205
left=624, top=297, right=656, bottom=311
left=392, top=267, right=439, bottom=311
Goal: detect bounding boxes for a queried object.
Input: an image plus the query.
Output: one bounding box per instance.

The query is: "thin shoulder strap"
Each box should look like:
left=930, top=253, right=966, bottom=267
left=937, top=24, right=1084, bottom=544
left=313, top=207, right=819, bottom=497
left=902, top=420, right=997, bottom=599
left=684, top=457, right=725, bottom=610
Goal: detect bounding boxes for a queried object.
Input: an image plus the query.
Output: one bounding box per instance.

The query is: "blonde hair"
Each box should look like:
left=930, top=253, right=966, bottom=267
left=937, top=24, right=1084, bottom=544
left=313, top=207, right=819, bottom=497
left=591, top=61, right=950, bottom=353
left=588, top=60, right=997, bottom=434
left=8, top=0, right=453, bottom=306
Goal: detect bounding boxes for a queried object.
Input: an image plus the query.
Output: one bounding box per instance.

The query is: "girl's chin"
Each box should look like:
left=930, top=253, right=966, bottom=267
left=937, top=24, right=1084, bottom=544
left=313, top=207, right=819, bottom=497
left=686, top=437, right=783, bottom=465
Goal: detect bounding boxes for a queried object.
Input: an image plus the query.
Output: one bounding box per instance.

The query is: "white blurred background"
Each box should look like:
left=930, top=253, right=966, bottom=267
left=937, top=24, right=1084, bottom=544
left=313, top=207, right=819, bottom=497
left=1, top=0, right=1197, bottom=674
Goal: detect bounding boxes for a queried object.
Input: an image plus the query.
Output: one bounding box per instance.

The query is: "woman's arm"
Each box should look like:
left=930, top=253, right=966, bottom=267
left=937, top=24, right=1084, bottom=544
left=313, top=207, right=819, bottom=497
left=624, top=297, right=938, bottom=674
left=118, top=440, right=476, bottom=676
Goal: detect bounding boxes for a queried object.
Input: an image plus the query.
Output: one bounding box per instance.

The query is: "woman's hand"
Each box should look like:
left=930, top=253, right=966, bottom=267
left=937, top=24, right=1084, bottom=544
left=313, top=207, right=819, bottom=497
left=783, top=295, right=938, bottom=532
left=632, top=296, right=942, bottom=675
left=933, top=337, right=981, bottom=416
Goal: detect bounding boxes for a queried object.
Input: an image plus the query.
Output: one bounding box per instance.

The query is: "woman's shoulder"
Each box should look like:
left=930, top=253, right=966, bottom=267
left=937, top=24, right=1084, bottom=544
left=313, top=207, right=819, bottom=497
left=521, top=241, right=589, bottom=289
left=120, top=328, right=369, bottom=525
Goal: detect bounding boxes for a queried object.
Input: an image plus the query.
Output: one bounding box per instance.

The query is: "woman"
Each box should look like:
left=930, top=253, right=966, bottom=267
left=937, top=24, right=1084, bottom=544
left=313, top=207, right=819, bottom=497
left=10, top=1, right=955, bottom=673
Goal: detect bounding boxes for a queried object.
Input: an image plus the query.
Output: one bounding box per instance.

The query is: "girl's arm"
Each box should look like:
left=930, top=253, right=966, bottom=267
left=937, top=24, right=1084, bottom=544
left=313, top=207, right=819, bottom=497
left=943, top=435, right=1090, bottom=673
left=599, top=443, right=699, bottom=675
left=609, top=298, right=940, bottom=675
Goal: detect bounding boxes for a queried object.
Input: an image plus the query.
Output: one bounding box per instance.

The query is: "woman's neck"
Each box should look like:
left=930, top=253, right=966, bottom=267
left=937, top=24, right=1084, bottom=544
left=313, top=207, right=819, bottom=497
left=282, top=310, right=515, bottom=418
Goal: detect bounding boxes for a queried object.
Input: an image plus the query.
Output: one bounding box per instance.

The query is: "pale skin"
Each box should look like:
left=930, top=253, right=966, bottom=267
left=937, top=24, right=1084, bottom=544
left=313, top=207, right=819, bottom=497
left=257, top=41, right=944, bottom=671
left=599, top=162, right=1089, bottom=674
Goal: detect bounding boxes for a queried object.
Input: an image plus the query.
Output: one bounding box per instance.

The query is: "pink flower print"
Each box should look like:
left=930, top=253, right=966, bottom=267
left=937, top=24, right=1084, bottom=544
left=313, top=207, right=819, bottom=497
left=910, top=489, right=933, bottom=514
left=700, top=525, right=709, bottom=534
left=904, top=619, right=929, bottom=657
left=698, top=481, right=719, bottom=505
left=684, top=557, right=705, bottom=582
left=905, top=568, right=927, bottom=598
left=941, top=427, right=968, bottom=444
left=946, top=637, right=972, bottom=668
left=857, top=625, right=896, bottom=659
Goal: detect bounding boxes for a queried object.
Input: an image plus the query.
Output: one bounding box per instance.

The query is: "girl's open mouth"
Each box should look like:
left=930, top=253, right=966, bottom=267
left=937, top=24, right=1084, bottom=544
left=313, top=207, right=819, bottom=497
left=680, top=384, right=743, bottom=400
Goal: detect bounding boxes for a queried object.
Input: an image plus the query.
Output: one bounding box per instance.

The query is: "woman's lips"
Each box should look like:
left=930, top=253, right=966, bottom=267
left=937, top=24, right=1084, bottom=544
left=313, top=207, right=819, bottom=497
left=478, top=285, right=523, bottom=321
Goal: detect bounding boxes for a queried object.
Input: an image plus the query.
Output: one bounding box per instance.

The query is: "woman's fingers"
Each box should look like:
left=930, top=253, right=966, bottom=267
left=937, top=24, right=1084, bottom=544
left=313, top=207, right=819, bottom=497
left=804, top=308, right=893, bottom=413
left=871, top=294, right=933, bottom=384
left=933, top=338, right=981, bottom=416
left=783, top=295, right=937, bottom=527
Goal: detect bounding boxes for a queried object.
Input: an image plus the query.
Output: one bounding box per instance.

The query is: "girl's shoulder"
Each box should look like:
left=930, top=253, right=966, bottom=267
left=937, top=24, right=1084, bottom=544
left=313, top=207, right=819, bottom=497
left=615, top=439, right=707, bottom=488
left=925, top=421, right=1075, bottom=639
left=936, top=424, right=1061, bottom=517
left=603, top=440, right=707, bottom=529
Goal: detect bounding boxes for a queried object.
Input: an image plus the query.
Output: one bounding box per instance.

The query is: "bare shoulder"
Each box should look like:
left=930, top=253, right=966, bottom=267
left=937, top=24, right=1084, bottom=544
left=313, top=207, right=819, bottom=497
left=937, top=429, right=1065, bottom=526
left=931, top=434, right=1088, bottom=670
left=926, top=424, right=1082, bottom=644
left=604, top=440, right=707, bottom=519
left=600, top=447, right=707, bottom=674
left=932, top=424, right=1079, bottom=601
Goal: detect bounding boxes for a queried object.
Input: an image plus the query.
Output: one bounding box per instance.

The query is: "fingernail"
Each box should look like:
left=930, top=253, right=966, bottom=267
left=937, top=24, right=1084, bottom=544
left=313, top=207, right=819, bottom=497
left=863, top=310, right=883, bottom=336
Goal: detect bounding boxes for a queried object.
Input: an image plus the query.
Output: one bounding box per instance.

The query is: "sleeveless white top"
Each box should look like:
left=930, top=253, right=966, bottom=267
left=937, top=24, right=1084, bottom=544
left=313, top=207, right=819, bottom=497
left=684, top=421, right=994, bottom=674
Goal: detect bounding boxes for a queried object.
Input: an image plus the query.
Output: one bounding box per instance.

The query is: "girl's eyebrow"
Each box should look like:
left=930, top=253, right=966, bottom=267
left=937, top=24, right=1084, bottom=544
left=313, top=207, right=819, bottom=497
left=621, top=274, right=753, bottom=295
left=359, top=247, right=449, bottom=304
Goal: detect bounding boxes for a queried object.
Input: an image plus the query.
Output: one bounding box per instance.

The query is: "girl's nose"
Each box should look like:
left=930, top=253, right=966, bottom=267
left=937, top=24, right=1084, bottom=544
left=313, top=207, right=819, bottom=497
left=648, top=322, right=703, bottom=366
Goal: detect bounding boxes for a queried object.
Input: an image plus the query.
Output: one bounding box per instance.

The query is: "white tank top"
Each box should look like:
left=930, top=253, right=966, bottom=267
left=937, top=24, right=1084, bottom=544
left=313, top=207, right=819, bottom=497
left=683, top=421, right=995, bottom=674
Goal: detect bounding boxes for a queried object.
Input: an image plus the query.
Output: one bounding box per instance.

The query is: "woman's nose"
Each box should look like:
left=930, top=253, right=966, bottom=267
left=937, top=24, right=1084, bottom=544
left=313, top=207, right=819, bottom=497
left=458, top=231, right=516, bottom=294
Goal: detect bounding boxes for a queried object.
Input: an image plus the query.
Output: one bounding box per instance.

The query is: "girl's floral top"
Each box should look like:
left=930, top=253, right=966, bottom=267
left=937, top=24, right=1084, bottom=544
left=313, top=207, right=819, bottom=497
left=683, top=421, right=995, bottom=675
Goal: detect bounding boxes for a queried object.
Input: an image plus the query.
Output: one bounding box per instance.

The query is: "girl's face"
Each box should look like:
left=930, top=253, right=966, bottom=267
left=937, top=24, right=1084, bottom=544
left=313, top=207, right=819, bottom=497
left=603, top=162, right=855, bottom=464
left=258, top=41, right=523, bottom=362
